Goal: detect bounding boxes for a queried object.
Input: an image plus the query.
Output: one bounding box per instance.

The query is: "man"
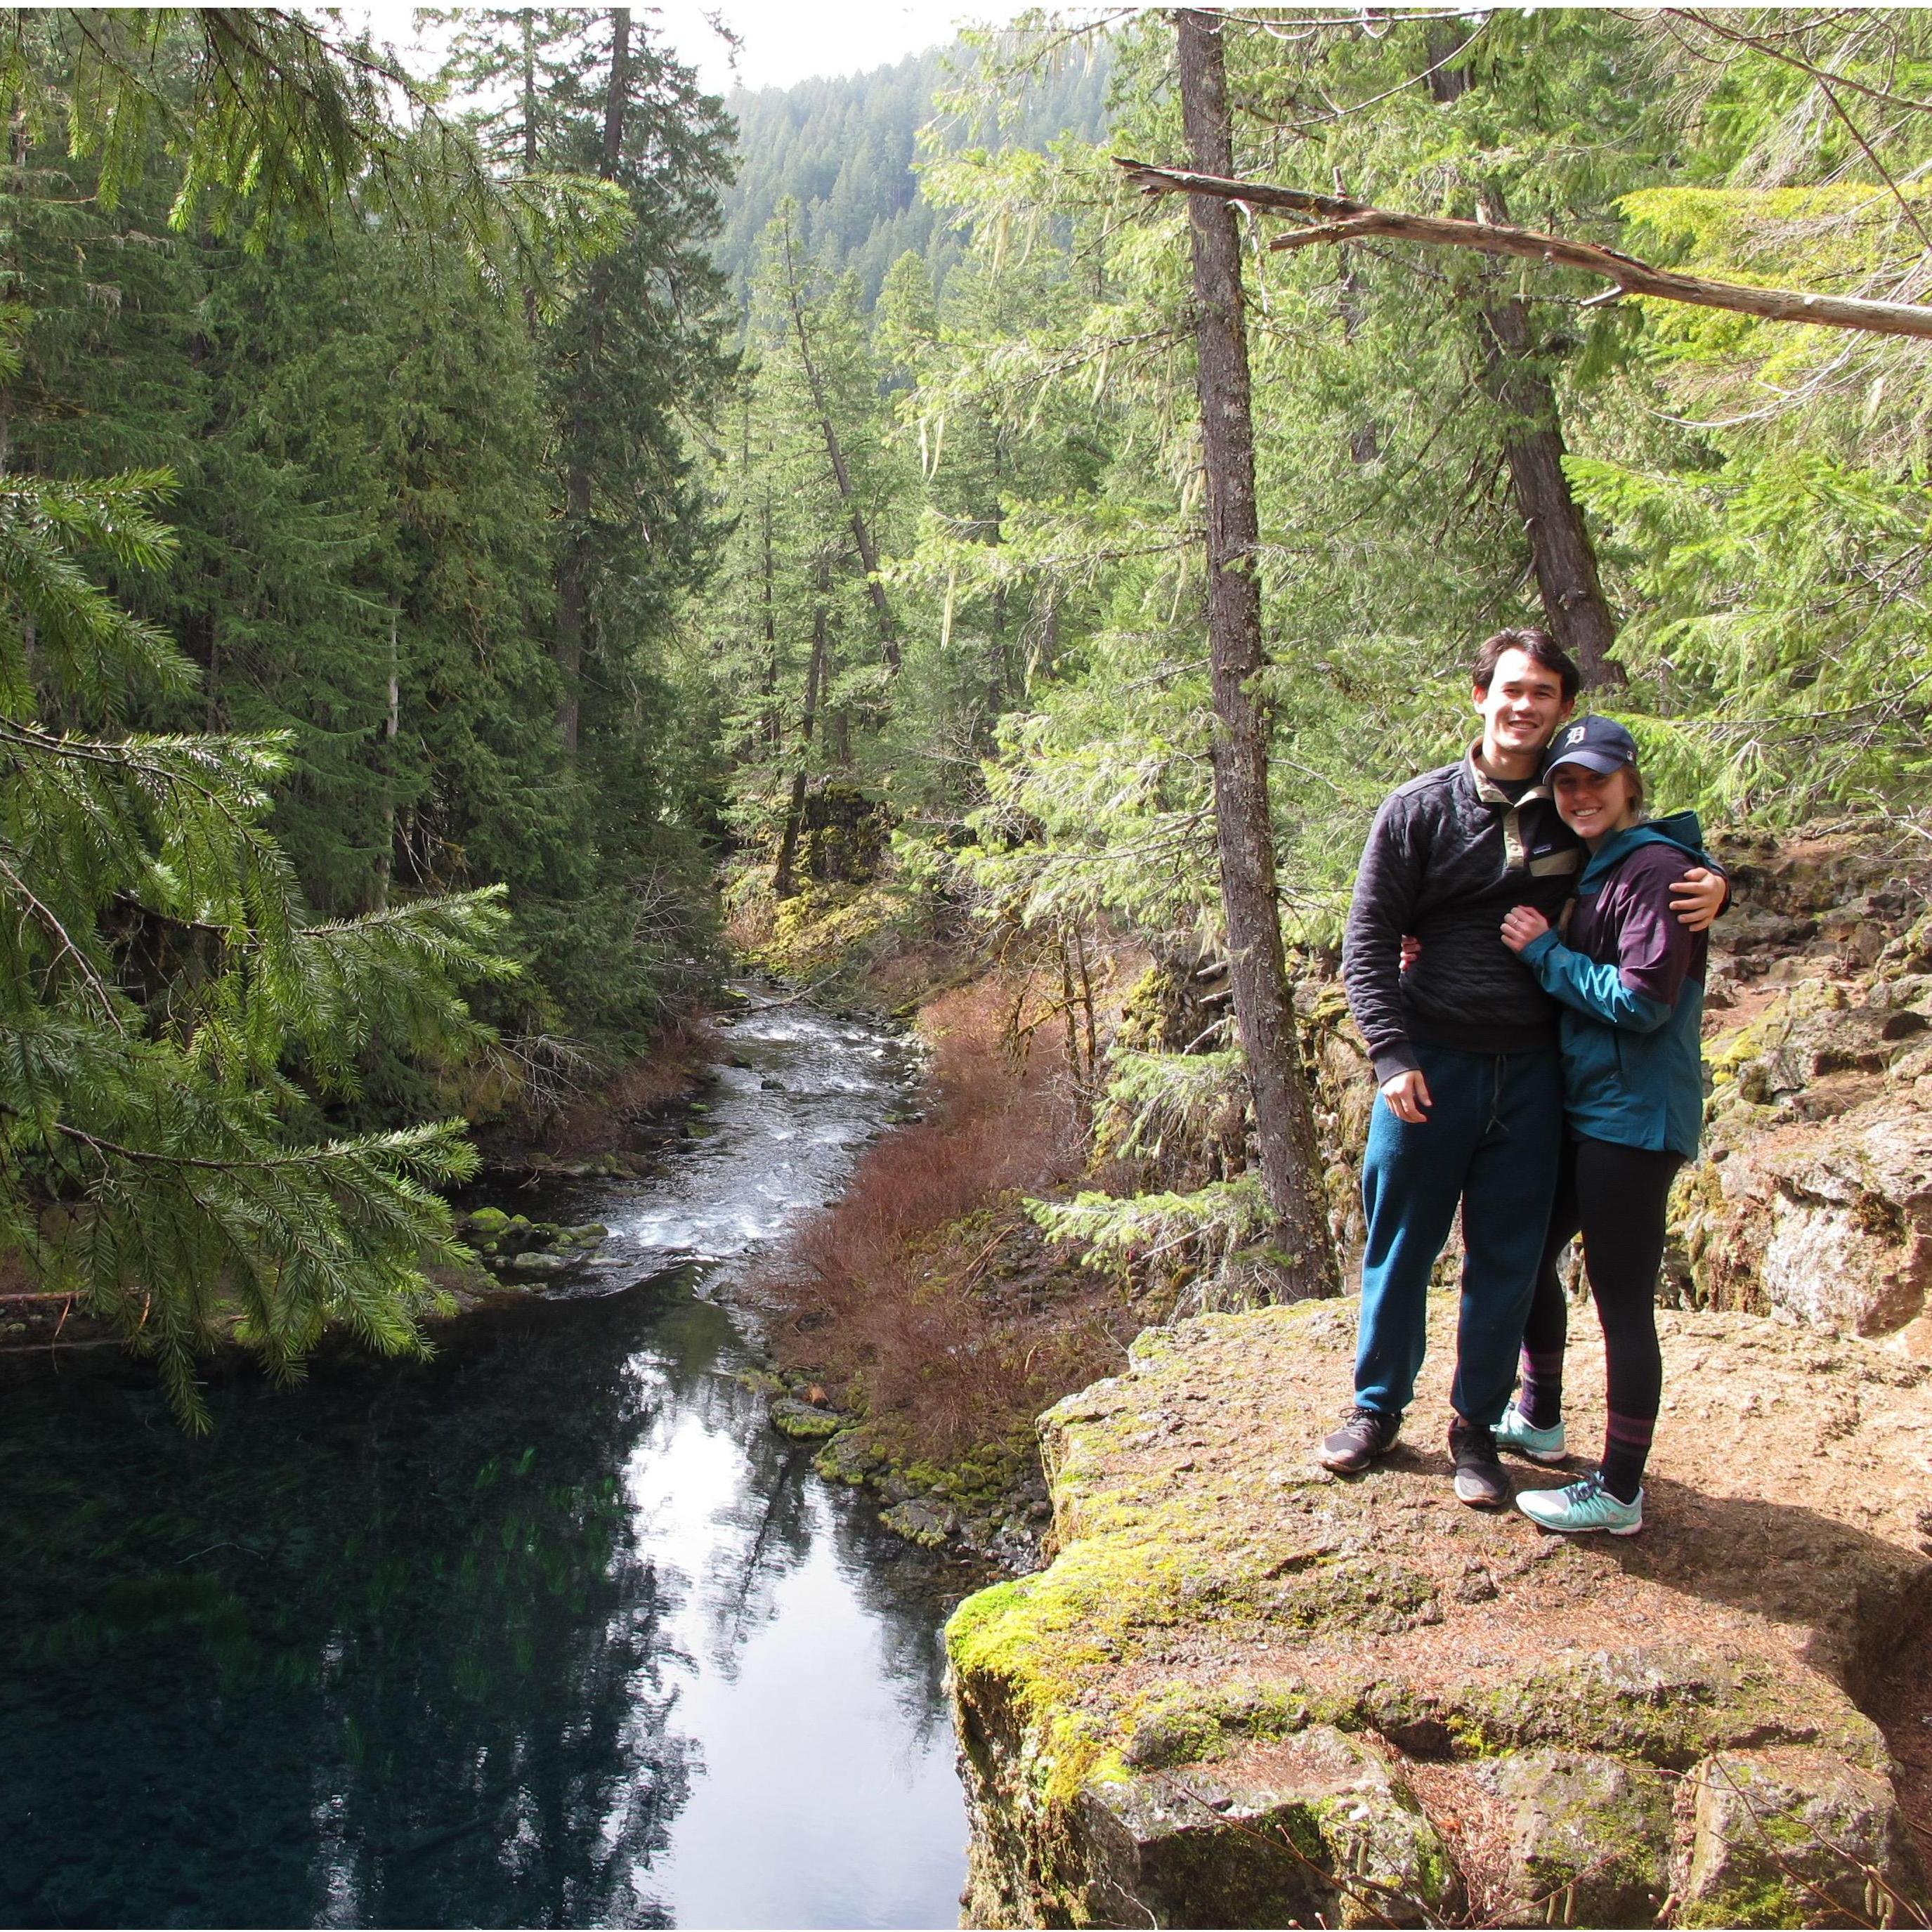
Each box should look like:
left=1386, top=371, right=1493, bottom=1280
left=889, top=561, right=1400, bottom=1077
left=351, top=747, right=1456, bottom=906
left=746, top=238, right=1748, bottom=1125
left=1321, top=627, right=1725, bottom=1506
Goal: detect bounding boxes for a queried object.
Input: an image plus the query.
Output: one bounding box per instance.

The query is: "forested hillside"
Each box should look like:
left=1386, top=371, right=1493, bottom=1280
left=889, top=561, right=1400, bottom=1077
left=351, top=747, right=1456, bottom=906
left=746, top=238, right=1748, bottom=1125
left=8, top=6, right=1932, bottom=1420
left=714, top=39, right=1112, bottom=307
left=0, top=8, right=735, bottom=1414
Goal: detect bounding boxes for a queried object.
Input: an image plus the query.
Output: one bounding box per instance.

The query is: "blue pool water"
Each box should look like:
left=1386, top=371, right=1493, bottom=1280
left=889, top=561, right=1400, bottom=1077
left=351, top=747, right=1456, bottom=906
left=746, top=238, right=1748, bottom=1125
left=0, top=1003, right=968, bottom=1928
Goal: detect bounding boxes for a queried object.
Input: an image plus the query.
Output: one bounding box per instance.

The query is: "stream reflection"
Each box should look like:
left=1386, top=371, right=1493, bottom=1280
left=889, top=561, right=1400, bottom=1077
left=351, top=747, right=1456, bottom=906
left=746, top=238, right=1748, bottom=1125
left=0, top=1005, right=967, bottom=1930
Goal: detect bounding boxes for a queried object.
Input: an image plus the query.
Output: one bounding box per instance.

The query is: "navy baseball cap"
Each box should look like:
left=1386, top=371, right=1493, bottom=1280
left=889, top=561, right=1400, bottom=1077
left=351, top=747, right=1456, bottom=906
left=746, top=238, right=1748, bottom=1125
left=1543, top=714, right=1638, bottom=778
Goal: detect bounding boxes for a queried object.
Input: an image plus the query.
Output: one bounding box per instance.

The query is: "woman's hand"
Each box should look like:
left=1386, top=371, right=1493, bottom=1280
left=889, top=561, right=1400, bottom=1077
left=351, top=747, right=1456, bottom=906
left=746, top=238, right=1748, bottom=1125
left=1671, top=866, right=1726, bottom=933
left=1399, top=934, right=1421, bottom=973
left=1501, top=906, right=1550, bottom=954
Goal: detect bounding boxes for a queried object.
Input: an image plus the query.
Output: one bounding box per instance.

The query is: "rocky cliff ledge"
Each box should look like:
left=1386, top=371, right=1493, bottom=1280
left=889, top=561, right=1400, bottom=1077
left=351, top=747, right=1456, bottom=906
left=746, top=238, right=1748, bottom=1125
left=947, top=1294, right=1932, bottom=1928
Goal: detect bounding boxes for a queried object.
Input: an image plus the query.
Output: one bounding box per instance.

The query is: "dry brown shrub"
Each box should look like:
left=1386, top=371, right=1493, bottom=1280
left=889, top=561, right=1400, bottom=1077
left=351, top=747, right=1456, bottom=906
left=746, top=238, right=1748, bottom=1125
left=501, top=1012, right=719, bottom=1157
left=762, top=975, right=1142, bottom=1466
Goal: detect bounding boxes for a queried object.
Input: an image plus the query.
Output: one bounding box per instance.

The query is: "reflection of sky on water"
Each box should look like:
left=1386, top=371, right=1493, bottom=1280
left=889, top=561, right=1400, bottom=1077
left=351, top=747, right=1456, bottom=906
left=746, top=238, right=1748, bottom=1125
left=0, top=1003, right=965, bottom=1929
left=622, top=1394, right=962, bottom=1929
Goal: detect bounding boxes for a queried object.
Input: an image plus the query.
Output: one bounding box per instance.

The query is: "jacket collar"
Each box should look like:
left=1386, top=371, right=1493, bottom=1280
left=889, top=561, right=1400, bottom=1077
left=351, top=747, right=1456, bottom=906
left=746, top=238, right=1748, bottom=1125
left=1578, top=811, right=1710, bottom=891
left=1463, top=743, right=1549, bottom=808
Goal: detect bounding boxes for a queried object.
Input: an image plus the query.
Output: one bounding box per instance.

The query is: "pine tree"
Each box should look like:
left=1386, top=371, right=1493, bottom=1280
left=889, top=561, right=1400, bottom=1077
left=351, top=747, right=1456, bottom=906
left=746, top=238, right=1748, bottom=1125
left=0, top=10, right=600, bottom=1421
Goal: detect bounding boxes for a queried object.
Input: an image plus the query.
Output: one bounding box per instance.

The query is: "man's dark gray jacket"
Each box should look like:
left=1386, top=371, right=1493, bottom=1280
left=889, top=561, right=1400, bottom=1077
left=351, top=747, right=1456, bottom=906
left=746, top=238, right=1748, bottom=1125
left=1342, top=752, right=1582, bottom=1085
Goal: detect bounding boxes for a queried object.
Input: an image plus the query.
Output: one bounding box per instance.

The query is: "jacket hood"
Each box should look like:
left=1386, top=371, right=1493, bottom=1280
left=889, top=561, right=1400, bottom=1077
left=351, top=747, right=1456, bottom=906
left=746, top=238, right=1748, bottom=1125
left=1578, top=811, right=1710, bottom=891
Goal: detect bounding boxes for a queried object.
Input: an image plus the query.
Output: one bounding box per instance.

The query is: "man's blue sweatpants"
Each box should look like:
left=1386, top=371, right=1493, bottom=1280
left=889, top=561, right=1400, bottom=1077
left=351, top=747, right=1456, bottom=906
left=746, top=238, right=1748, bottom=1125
left=1355, top=1042, right=1563, bottom=1430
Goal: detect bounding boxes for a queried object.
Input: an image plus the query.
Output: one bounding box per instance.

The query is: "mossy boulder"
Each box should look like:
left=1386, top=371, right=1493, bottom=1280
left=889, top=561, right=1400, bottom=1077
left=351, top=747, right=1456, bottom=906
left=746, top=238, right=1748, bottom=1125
left=1676, top=1747, right=1924, bottom=1928
left=880, top=1499, right=957, bottom=1548
left=1477, top=1748, right=1671, bottom=1925
left=1069, top=1728, right=1456, bottom=1931
left=947, top=1295, right=1932, bottom=1928
left=813, top=1429, right=880, bottom=1485
left=506, top=1249, right=574, bottom=1277
left=770, top=1397, right=844, bottom=1440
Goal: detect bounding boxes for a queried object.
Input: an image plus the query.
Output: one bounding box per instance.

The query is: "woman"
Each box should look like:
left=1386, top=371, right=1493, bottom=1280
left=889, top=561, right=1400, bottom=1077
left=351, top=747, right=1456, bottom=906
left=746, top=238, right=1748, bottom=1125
left=1495, top=714, right=1711, bottom=1535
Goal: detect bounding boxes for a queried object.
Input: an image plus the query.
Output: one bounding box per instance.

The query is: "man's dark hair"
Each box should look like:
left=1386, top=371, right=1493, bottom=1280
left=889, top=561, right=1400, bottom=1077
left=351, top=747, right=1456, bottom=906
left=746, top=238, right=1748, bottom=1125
left=1470, top=626, right=1580, bottom=703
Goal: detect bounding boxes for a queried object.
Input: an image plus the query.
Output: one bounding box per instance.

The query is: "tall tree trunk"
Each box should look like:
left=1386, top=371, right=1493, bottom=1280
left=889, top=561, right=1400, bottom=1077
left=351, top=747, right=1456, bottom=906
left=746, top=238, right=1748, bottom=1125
left=374, top=604, right=400, bottom=912
left=1475, top=189, right=1620, bottom=689
left=986, top=429, right=1010, bottom=728
left=1175, top=8, right=1337, bottom=1300
left=519, top=9, right=540, bottom=334
left=0, top=105, right=27, bottom=477
left=600, top=8, right=631, bottom=169
left=759, top=480, right=780, bottom=750
left=776, top=214, right=901, bottom=670
left=773, top=566, right=828, bottom=899
left=555, top=9, right=632, bottom=752
left=1420, top=33, right=1617, bottom=686
left=556, top=457, right=589, bottom=753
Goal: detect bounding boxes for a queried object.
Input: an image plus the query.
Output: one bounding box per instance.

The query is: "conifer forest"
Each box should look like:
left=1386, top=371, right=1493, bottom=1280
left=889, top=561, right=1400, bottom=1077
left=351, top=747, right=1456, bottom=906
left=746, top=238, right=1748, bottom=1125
left=12, top=6, right=1932, bottom=1928
left=5, top=4, right=1924, bottom=1404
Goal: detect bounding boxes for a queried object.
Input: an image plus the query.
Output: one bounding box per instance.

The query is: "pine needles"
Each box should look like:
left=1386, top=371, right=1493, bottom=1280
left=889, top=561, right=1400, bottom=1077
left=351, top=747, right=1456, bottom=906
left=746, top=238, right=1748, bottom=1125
left=0, top=465, right=514, bottom=1428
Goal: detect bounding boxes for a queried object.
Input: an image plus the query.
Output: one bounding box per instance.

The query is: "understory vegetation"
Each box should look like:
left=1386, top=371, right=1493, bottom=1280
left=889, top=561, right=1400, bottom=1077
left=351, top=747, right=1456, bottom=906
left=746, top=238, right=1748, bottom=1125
left=757, top=974, right=1116, bottom=1474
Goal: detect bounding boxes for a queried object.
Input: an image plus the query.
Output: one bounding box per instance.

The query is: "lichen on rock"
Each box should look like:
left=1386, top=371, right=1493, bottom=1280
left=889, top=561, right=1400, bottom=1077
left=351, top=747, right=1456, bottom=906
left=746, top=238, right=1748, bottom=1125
left=1677, top=1747, right=1920, bottom=1928
left=1475, top=1748, right=1671, bottom=1926
left=769, top=1397, right=844, bottom=1440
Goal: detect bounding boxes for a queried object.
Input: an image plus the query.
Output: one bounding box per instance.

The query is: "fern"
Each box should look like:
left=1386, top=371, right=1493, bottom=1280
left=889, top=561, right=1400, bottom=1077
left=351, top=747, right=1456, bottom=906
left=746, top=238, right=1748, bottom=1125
left=1026, top=1177, right=1269, bottom=1275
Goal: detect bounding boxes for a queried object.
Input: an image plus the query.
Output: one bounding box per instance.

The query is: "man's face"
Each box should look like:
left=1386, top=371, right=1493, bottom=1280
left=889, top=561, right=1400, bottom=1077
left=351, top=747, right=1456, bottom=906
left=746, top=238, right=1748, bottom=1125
left=1473, top=648, right=1573, bottom=763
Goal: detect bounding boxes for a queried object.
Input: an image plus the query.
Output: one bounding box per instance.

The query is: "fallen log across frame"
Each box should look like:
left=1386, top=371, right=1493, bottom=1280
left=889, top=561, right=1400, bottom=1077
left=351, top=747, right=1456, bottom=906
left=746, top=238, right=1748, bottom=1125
left=1115, top=157, right=1932, bottom=343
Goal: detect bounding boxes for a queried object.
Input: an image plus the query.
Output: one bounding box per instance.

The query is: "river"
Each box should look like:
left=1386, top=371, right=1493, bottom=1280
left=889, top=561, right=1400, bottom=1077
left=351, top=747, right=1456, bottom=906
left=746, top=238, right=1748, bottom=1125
left=0, top=1002, right=971, bottom=1928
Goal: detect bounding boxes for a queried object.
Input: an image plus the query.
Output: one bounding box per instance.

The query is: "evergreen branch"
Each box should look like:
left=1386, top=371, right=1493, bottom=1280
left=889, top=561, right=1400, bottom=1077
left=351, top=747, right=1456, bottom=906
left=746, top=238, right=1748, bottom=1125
left=0, top=843, right=125, bottom=1029
left=50, top=1118, right=468, bottom=1175
left=1116, top=158, right=1932, bottom=339
left=1664, top=8, right=1932, bottom=119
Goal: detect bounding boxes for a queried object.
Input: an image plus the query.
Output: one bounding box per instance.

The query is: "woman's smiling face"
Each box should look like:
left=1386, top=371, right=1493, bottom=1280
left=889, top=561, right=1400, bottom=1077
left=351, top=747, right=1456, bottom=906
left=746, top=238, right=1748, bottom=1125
left=1551, top=762, right=1640, bottom=842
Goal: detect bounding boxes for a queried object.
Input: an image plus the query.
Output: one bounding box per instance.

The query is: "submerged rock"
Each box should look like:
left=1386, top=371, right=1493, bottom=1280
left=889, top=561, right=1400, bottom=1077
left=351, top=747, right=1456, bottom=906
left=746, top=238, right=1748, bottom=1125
left=947, top=1295, right=1932, bottom=1928
left=812, top=1429, right=880, bottom=1485
left=459, top=1208, right=609, bottom=1276
left=504, top=1249, right=575, bottom=1277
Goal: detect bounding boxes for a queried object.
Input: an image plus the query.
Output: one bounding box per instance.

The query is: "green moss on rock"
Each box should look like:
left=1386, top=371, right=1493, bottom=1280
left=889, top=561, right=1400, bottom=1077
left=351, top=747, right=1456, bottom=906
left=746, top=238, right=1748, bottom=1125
left=771, top=1397, right=843, bottom=1440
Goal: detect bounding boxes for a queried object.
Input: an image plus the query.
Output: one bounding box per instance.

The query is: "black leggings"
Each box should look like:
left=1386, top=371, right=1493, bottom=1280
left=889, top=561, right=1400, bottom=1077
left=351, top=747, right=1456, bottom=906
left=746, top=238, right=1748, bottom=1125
left=1518, top=1136, right=1683, bottom=1502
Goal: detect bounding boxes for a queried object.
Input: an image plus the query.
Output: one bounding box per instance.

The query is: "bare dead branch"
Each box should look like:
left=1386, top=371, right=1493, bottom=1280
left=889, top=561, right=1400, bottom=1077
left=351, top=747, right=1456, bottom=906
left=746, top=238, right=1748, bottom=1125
left=1114, top=157, right=1932, bottom=341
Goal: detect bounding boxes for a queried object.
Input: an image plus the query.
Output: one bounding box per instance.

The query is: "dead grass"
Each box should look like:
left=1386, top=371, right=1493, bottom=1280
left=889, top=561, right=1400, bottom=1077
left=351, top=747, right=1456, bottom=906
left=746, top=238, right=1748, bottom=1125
left=759, top=974, right=1142, bottom=1468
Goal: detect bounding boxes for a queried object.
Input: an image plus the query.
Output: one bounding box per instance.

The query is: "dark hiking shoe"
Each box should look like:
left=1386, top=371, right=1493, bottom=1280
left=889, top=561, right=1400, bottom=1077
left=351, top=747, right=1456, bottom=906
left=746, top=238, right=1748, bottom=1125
left=1319, top=1405, right=1400, bottom=1474
left=1449, top=1420, right=1510, bottom=1510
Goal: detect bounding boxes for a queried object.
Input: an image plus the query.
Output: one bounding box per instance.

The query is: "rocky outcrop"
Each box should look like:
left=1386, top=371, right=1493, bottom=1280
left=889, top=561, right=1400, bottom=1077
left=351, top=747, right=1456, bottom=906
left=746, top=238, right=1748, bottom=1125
left=1291, top=819, right=1932, bottom=1348
left=947, top=1295, right=1931, bottom=1928
left=1674, top=824, right=1932, bottom=1349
